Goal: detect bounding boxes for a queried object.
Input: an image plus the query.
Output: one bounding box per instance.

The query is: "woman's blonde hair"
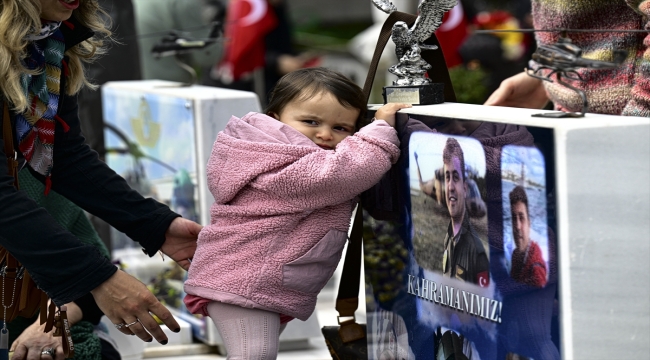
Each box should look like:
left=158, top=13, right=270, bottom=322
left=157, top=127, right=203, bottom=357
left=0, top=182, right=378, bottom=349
left=0, top=0, right=111, bottom=112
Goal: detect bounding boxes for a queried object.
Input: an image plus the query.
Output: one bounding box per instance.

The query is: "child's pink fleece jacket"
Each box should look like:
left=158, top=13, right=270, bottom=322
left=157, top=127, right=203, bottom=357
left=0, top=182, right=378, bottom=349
left=184, top=112, right=400, bottom=320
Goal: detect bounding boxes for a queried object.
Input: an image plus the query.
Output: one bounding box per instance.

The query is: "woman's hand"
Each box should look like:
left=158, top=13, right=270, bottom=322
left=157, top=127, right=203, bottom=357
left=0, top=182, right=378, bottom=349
left=93, top=218, right=201, bottom=345
left=484, top=71, right=550, bottom=109
left=162, top=217, right=202, bottom=271
left=9, top=301, right=83, bottom=360
left=91, top=270, right=180, bottom=345
left=10, top=321, right=63, bottom=360
left=374, top=103, right=413, bottom=127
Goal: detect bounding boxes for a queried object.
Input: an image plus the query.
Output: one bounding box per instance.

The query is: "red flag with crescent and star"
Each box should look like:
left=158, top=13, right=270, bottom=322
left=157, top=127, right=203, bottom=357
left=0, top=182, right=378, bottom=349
left=216, top=0, right=278, bottom=82
left=476, top=271, right=490, bottom=287
left=435, top=2, right=468, bottom=68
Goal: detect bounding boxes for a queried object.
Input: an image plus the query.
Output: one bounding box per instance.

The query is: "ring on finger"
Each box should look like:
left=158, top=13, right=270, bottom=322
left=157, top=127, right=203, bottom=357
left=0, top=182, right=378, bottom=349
left=114, top=322, right=127, bottom=329
left=41, top=347, right=55, bottom=357
left=124, top=319, right=140, bottom=328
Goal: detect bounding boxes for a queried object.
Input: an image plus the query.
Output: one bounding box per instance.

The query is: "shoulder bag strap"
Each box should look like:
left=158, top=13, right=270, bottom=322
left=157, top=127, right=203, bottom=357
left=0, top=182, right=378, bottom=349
left=2, top=100, right=19, bottom=189
left=335, top=207, right=365, bottom=343
left=336, top=207, right=364, bottom=314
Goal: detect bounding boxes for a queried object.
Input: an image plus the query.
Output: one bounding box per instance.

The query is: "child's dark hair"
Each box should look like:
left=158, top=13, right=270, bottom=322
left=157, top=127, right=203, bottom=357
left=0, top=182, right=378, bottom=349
left=265, top=67, right=366, bottom=128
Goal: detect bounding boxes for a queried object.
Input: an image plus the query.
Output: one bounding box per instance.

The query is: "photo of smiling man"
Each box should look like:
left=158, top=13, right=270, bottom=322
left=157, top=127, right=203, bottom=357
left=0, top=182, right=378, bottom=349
left=440, top=137, right=489, bottom=285
left=409, top=132, right=489, bottom=287
left=509, top=185, right=547, bottom=288
left=501, top=145, right=549, bottom=289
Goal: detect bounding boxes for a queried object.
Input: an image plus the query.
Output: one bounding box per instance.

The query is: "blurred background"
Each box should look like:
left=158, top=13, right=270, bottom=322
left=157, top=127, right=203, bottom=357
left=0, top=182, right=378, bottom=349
left=87, top=0, right=536, bottom=251
left=82, top=0, right=535, bottom=128
left=82, top=1, right=536, bottom=358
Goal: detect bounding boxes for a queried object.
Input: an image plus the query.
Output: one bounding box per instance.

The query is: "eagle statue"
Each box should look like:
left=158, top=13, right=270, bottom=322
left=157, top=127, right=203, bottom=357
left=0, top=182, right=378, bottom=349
left=371, top=0, right=457, bottom=85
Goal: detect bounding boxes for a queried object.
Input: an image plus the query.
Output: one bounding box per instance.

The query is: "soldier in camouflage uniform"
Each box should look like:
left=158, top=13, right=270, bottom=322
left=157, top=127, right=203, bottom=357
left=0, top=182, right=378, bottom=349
left=440, top=138, right=489, bottom=286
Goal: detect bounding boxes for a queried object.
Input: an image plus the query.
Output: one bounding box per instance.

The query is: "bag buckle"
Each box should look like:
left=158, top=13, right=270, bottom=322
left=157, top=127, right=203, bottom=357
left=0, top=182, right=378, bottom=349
left=0, top=265, right=22, bottom=278
left=337, top=315, right=356, bottom=325
left=337, top=316, right=365, bottom=343
left=16, top=266, right=25, bottom=280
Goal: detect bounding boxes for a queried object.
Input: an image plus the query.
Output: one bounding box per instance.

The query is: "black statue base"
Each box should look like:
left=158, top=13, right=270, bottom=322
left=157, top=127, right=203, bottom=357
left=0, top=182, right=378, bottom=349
left=382, top=83, right=444, bottom=105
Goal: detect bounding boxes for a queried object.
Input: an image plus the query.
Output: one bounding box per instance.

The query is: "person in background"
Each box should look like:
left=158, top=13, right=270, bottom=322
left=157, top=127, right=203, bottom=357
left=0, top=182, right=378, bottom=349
left=485, top=0, right=650, bottom=117
left=203, top=0, right=310, bottom=104
left=456, top=6, right=533, bottom=101
left=0, top=0, right=201, bottom=347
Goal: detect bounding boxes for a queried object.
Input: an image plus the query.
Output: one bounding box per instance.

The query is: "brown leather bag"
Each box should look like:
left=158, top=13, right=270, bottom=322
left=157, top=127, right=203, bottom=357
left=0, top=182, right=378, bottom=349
left=1, top=101, right=46, bottom=324
left=1, top=101, right=74, bottom=358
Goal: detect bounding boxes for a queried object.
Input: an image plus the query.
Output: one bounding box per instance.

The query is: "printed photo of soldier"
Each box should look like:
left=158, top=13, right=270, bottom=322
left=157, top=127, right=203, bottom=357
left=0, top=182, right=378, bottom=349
left=409, top=132, right=489, bottom=287
left=433, top=327, right=482, bottom=360
left=501, top=145, right=549, bottom=288
left=505, top=352, right=534, bottom=360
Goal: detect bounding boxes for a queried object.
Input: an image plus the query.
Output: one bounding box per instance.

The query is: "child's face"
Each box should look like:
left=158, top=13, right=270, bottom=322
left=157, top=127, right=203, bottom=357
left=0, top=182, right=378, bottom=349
left=272, top=91, right=359, bottom=150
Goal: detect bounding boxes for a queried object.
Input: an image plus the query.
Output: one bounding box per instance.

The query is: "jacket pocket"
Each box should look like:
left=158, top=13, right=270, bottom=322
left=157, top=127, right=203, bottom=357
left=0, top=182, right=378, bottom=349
left=282, top=229, right=347, bottom=294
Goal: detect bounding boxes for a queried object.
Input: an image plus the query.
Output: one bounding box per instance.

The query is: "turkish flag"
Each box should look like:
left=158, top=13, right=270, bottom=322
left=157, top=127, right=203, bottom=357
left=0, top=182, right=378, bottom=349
left=217, top=0, right=278, bottom=82
left=435, top=3, right=468, bottom=68
left=476, top=271, right=490, bottom=288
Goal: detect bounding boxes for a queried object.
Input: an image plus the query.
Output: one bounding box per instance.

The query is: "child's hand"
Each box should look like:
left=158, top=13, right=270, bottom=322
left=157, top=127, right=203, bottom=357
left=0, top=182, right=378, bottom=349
left=374, top=103, right=413, bottom=127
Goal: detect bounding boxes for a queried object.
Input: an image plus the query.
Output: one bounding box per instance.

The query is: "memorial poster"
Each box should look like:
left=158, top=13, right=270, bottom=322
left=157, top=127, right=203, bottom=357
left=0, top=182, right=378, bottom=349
left=365, top=126, right=560, bottom=360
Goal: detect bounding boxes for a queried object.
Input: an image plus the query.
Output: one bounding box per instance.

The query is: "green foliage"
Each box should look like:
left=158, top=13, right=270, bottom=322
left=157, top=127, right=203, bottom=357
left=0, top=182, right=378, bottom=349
left=295, top=21, right=372, bottom=41
left=148, top=263, right=185, bottom=309
left=293, top=21, right=373, bottom=52
left=363, top=212, right=409, bottom=306
left=448, top=66, right=489, bottom=105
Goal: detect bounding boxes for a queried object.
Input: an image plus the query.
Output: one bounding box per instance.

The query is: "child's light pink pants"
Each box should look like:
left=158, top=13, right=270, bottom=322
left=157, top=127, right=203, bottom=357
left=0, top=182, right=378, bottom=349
left=207, top=301, right=287, bottom=360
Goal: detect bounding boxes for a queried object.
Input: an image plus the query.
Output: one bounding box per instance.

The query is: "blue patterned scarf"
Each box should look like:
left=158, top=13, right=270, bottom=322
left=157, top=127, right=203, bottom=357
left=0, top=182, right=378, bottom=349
left=15, top=21, right=67, bottom=194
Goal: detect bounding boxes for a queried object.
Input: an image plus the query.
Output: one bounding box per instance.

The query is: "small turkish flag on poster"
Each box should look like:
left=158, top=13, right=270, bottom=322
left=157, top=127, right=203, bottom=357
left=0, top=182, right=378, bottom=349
left=435, top=2, right=468, bottom=68
left=216, top=0, right=278, bottom=83
left=476, top=271, right=490, bottom=288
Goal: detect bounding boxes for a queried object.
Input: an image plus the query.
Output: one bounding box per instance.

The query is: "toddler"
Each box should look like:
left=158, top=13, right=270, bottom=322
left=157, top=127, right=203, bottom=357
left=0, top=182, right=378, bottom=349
left=184, top=67, right=410, bottom=359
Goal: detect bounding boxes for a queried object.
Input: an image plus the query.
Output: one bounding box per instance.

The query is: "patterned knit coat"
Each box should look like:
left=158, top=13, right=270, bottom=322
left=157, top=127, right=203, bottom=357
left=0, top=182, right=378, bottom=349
left=184, top=113, right=400, bottom=320
left=532, top=0, right=650, bottom=116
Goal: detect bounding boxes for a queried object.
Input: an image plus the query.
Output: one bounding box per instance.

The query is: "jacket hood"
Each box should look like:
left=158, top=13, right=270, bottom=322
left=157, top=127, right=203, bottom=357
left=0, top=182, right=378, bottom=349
left=208, top=112, right=320, bottom=204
